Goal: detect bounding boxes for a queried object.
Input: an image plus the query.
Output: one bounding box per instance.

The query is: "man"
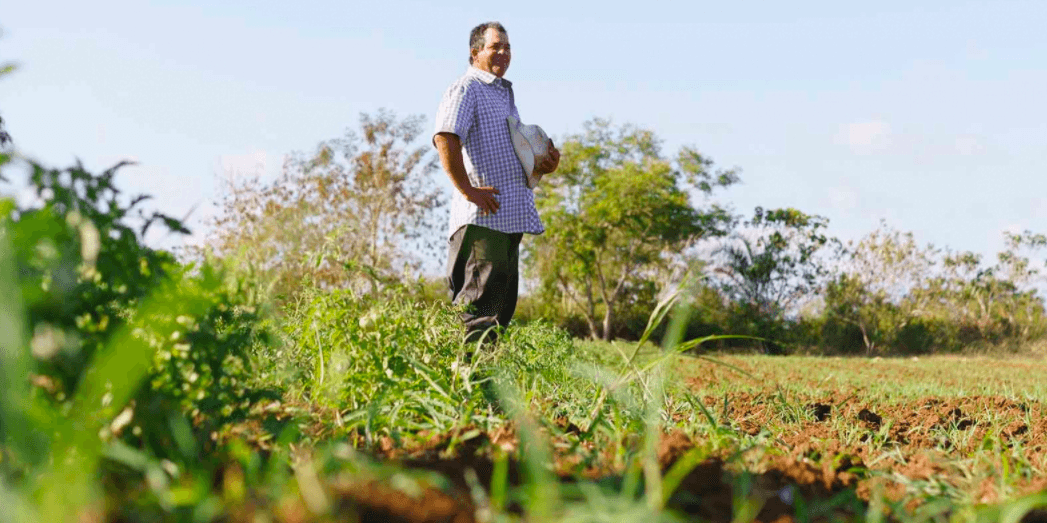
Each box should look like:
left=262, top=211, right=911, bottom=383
left=433, top=21, right=560, bottom=344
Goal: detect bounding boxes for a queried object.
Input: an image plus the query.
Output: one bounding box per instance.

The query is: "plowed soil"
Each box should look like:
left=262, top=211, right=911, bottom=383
left=214, top=356, right=1047, bottom=522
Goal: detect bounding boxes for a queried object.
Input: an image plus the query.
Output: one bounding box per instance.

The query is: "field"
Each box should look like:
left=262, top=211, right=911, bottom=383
left=4, top=260, right=1047, bottom=522
left=175, top=296, right=1047, bottom=523
left=673, top=354, right=1047, bottom=518
left=4, top=158, right=1047, bottom=521
left=249, top=347, right=1047, bottom=523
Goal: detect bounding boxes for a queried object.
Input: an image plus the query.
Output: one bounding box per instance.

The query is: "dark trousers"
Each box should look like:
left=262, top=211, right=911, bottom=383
left=446, top=225, right=523, bottom=342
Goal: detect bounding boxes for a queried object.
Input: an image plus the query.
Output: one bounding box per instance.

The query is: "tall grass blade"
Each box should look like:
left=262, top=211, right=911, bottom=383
left=997, top=492, right=1047, bottom=523
left=659, top=446, right=708, bottom=508
left=492, top=376, right=559, bottom=522
left=0, top=221, right=36, bottom=522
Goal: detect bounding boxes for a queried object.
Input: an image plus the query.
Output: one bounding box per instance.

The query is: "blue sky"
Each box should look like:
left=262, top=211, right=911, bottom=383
left=3, top=0, right=1046, bottom=271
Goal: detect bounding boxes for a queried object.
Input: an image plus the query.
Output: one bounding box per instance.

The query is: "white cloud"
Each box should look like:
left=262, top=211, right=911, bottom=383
left=827, top=186, right=859, bottom=212
left=966, top=39, right=990, bottom=60
left=835, top=120, right=892, bottom=155
left=953, top=135, right=986, bottom=156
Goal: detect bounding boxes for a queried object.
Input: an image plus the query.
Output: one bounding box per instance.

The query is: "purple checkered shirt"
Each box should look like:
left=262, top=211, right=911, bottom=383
left=434, top=66, right=544, bottom=239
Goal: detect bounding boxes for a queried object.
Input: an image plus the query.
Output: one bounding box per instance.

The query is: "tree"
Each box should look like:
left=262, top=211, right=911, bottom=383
left=709, top=207, right=834, bottom=352
left=0, top=56, right=15, bottom=181
left=823, top=223, right=1047, bottom=354
left=821, top=223, right=937, bottom=354
left=527, top=118, right=737, bottom=340
left=201, top=109, right=444, bottom=300
left=0, top=114, right=10, bottom=151
left=918, top=232, right=1047, bottom=346
left=712, top=207, right=833, bottom=319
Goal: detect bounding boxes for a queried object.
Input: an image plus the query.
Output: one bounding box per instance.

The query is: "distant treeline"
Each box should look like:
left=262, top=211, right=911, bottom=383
left=196, top=110, right=1047, bottom=356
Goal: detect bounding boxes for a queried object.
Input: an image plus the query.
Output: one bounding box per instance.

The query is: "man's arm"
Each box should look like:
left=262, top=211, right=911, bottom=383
left=434, top=132, right=500, bottom=215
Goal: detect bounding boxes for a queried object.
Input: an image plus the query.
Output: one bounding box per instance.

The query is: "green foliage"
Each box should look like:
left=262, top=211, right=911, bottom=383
left=818, top=224, right=936, bottom=354
left=516, top=281, right=661, bottom=341
left=703, top=207, right=834, bottom=353
left=278, top=284, right=461, bottom=412
left=270, top=283, right=584, bottom=436
left=0, top=153, right=270, bottom=512
left=136, top=262, right=270, bottom=423
left=712, top=207, right=833, bottom=320
left=7, top=93, right=1047, bottom=519
left=528, top=118, right=737, bottom=341
left=8, top=160, right=184, bottom=398
left=921, top=239, right=1047, bottom=348
left=819, top=222, right=1047, bottom=355
left=821, top=272, right=898, bottom=353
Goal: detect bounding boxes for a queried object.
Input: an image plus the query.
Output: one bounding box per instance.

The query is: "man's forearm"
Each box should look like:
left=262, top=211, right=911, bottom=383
left=434, top=133, right=473, bottom=195
left=434, top=132, right=500, bottom=214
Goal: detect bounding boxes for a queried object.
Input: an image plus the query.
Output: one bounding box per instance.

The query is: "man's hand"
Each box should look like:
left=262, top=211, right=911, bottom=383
left=435, top=132, right=501, bottom=215
left=536, top=139, right=560, bottom=175
left=464, top=185, right=500, bottom=215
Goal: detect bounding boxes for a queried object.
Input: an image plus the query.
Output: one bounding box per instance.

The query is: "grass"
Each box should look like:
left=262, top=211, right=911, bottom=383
left=669, top=354, right=1047, bottom=400
left=5, top=261, right=1047, bottom=521
left=659, top=349, right=1047, bottom=514
left=233, top=286, right=1047, bottom=521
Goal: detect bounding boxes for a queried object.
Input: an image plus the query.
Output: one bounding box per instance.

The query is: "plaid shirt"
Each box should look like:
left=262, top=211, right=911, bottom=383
left=434, top=66, right=544, bottom=239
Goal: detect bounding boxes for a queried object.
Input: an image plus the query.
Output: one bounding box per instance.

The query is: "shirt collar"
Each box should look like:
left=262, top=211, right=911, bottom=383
left=467, top=66, right=512, bottom=87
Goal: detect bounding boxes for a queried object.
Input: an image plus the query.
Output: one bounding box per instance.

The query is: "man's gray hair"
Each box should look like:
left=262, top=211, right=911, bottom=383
left=468, top=22, right=508, bottom=65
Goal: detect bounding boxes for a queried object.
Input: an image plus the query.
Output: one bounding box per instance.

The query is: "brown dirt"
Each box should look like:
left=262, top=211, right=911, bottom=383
left=685, top=387, right=1047, bottom=508
left=284, top=426, right=866, bottom=523
left=206, top=388, right=1047, bottom=522
left=330, top=481, right=476, bottom=523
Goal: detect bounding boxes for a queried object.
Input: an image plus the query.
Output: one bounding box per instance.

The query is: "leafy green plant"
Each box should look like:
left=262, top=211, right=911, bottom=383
left=529, top=118, right=738, bottom=341
left=1, top=154, right=274, bottom=521
left=820, top=222, right=1047, bottom=355
left=10, top=161, right=183, bottom=397
left=133, top=261, right=271, bottom=429
left=0, top=218, right=262, bottom=522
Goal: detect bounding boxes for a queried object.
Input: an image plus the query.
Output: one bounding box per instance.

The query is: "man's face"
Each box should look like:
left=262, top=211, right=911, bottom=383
left=472, top=28, right=511, bottom=77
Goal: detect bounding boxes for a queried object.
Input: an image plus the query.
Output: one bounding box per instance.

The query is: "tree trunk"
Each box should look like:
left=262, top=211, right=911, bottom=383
left=585, top=281, right=600, bottom=340
left=583, top=314, right=600, bottom=340
left=602, top=306, right=614, bottom=341
left=860, top=322, right=875, bottom=356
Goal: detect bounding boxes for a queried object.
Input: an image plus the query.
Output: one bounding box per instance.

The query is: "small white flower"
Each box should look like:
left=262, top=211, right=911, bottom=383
left=30, top=324, right=62, bottom=359
left=111, top=407, right=134, bottom=433
left=79, top=220, right=101, bottom=266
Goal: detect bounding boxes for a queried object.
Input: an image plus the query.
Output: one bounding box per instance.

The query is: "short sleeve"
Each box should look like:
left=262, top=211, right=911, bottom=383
left=434, top=81, right=477, bottom=145
left=509, top=86, right=520, bottom=120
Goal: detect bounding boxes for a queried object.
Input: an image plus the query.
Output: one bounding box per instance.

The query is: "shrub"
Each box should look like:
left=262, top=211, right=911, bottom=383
left=1, top=156, right=270, bottom=459
left=198, top=110, right=446, bottom=304
left=270, top=281, right=587, bottom=437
